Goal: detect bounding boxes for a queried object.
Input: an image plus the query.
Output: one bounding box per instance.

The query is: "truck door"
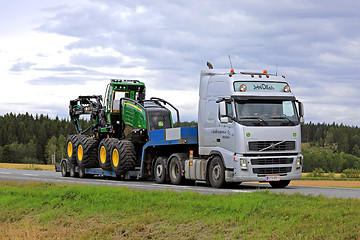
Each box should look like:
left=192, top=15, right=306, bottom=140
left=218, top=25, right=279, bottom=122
left=217, top=101, right=235, bottom=153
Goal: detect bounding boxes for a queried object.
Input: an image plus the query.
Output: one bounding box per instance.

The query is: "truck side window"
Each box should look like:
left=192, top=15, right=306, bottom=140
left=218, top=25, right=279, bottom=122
left=226, top=102, right=233, bottom=122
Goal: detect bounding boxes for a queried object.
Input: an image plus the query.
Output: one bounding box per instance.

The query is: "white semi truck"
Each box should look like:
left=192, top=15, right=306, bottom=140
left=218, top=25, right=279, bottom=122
left=195, top=68, right=304, bottom=188
left=60, top=67, right=304, bottom=188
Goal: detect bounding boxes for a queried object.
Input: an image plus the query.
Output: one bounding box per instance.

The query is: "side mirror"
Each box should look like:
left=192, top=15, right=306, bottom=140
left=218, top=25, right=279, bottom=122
left=298, top=102, right=304, bottom=124
left=219, top=101, right=228, bottom=123
left=299, top=102, right=304, bottom=117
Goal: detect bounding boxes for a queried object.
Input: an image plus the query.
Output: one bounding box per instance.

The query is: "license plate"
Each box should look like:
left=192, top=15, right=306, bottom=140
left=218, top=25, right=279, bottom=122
left=265, top=175, right=280, bottom=181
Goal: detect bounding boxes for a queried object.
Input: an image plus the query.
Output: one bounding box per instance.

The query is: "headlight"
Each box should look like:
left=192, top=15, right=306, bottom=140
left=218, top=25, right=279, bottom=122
left=296, top=157, right=302, bottom=169
left=240, top=158, right=248, bottom=170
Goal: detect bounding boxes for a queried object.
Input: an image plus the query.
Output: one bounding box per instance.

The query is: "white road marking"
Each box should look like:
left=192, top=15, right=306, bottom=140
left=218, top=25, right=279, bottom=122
left=0, top=172, right=11, bottom=174
left=23, top=173, right=39, bottom=176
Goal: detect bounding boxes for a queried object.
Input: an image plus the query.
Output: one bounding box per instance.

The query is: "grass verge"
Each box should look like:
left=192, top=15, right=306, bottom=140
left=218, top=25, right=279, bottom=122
left=0, top=181, right=360, bottom=239
left=0, top=163, right=54, bottom=171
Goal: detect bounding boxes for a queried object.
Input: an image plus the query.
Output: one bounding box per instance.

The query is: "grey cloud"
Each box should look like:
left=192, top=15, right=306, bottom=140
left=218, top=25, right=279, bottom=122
left=29, top=0, right=360, bottom=124
left=27, top=76, right=103, bottom=85
left=10, top=61, right=36, bottom=71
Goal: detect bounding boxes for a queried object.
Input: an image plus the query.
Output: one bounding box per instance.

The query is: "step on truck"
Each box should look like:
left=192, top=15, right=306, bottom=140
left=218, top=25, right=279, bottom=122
left=59, top=66, right=304, bottom=188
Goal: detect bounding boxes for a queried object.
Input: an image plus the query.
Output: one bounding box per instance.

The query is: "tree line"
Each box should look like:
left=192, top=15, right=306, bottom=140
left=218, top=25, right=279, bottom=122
left=0, top=113, right=83, bottom=164
left=0, top=113, right=360, bottom=173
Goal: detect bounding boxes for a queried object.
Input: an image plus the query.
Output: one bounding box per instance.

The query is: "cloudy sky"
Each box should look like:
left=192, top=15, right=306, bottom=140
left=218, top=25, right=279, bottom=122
left=1, top=0, right=359, bottom=125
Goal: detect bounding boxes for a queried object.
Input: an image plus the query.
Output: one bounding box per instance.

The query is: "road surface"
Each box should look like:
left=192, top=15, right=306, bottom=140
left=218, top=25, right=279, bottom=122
left=1, top=168, right=360, bottom=199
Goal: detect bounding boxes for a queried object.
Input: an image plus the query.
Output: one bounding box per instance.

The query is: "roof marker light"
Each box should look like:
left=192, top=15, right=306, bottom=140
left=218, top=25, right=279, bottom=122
left=263, top=70, right=267, bottom=74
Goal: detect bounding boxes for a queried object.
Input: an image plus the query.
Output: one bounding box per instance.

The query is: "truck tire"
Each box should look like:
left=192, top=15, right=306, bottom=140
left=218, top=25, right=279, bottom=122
left=69, top=163, right=77, bottom=178
left=76, top=136, right=99, bottom=168
left=110, top=140, right=136, bottom=177
left=66, top=134, right=81, bottom=164
left=168, top=154, right=183, bottom=185
left=209, top=156, right=225, bottom=188
left=61, top=160, right=69, bottom=177
left=269, top=180, right=290, bottom=188
left=154, top=157, right=167, bottom=184
left=98, top=138, right=118, bottom=171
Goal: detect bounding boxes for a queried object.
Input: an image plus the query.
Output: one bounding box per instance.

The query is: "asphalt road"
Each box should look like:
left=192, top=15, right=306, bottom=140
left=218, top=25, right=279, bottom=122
left=1, top=168, right=360, bottom=199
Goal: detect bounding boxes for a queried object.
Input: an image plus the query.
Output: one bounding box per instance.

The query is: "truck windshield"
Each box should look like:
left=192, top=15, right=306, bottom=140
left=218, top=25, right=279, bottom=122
left=234, top=100, right=299, bottom=126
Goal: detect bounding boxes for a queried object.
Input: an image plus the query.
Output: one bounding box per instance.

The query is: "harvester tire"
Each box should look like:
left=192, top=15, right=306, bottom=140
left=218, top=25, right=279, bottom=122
left=76, top=136, right=99, bottom=168
left=98, top=138, right=118, bottom=171
left=110, top=140, right=136, bottom=177
left=66, top=134, right=81, bottom=164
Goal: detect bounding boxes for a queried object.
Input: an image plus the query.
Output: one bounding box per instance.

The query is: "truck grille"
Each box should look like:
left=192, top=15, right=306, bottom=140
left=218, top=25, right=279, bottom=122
left=253, top=167, right=292, bottom=175
left=248, top=141, right=295, bottom=152
left=251, top=158, right=293, bottom=165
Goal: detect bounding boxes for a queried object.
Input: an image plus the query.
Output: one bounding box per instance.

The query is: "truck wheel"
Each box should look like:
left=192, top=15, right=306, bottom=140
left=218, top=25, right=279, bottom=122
left=169, top=155, right=183, bottom=185
left=66, top=134, right=80, bottom=164
left=61, top=161, right=69, bottom=177
left=98, top=138, right=117, bottom=170
left=111, top=140, right=136, bottom=177
left=69, top=163, right=77, bottom=178
left=269, top=180, right=290, bottom=188
left=209, top=156, right=225, bottom=188
left=77, top=136, right=99, bottom=168
left=154, top=157, right=167, bottom=184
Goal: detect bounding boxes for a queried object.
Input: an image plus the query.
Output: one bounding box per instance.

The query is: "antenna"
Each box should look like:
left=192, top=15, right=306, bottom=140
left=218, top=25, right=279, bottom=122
left=275, top=64, right=278, bottom=76
left=228, top=55, right=235, bottom=77
left=228, top=55, right=233, bottom=69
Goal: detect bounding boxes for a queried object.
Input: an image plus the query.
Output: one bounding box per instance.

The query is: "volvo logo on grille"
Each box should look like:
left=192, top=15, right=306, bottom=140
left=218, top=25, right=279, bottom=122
left=259, top=141, right=286, bottom=152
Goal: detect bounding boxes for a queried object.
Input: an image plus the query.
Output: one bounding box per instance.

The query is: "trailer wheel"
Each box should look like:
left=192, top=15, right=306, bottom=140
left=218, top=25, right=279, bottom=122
left=61, top=161, right=69, bottom=177
left=66, top=134, right=80, bottom=164
left=169, top=155, right=183, bottom=185
left=69, top=163, right=77, bottom=178
left=154, top=157, right=167, bottom=184
left=78, top=166, right=86, bottom=178
left=209, top=156, right=225, bottom=188
left=77, top=136, right=99, bottom=168
left=98, top=138, right=117, bottom=171
left=269, top=180, right=290, bottom=188
left=110, top=140, right=136, bottom=177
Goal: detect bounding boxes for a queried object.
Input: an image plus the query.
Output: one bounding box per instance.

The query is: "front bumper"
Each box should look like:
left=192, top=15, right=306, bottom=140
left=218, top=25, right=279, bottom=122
left=225, top=154, right=303, bottom=182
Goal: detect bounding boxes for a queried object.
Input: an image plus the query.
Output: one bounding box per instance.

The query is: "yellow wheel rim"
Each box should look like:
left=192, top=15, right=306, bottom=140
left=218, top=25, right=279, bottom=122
left=100, top=146, right=106, bottom=164
left=67, top=142, right=73, bottom=158
left=78, top=145, right=83, bottom=162
left=112, top=149, right=119, bottom=167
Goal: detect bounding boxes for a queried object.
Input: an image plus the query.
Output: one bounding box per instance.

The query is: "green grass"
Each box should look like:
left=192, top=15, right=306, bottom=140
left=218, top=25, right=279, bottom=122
left=0, top=181, right=360, bottom=239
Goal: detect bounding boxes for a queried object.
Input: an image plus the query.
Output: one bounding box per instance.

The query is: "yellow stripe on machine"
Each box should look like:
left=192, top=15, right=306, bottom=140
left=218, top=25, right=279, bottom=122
left=124, top=102, right=143, bottom=112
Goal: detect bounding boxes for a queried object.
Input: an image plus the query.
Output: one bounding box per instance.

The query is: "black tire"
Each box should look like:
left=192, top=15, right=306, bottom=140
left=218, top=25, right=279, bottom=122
left=110, top=140, right=136, bottom=176
left=209, top=156, right=225, bottom=188
left=61, top=161, right=69, bottom=177
left=98, top=138, right=118, bottom=170
left=269, top=180, right=290, bottom=188
left=154, top=157, right=167, bottom=184
left=78, top=166, right=86, bottom=178
left=76, top=136, right=99, bottom=168
left=66, top=134, right=81, bottom=164
left=69, top=163, right=77, bottom=178
left=168, top=155, right=183, bottom=185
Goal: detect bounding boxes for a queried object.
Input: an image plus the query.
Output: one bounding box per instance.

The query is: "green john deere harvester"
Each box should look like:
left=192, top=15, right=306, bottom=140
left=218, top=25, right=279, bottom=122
left=64, top=79, right=179, bottom=178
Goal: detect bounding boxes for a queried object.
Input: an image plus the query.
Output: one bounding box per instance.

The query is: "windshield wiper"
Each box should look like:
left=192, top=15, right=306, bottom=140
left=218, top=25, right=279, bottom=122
left=239, top=116, right=268, bottom=125
left=271, top=116, right=295, bottom=125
